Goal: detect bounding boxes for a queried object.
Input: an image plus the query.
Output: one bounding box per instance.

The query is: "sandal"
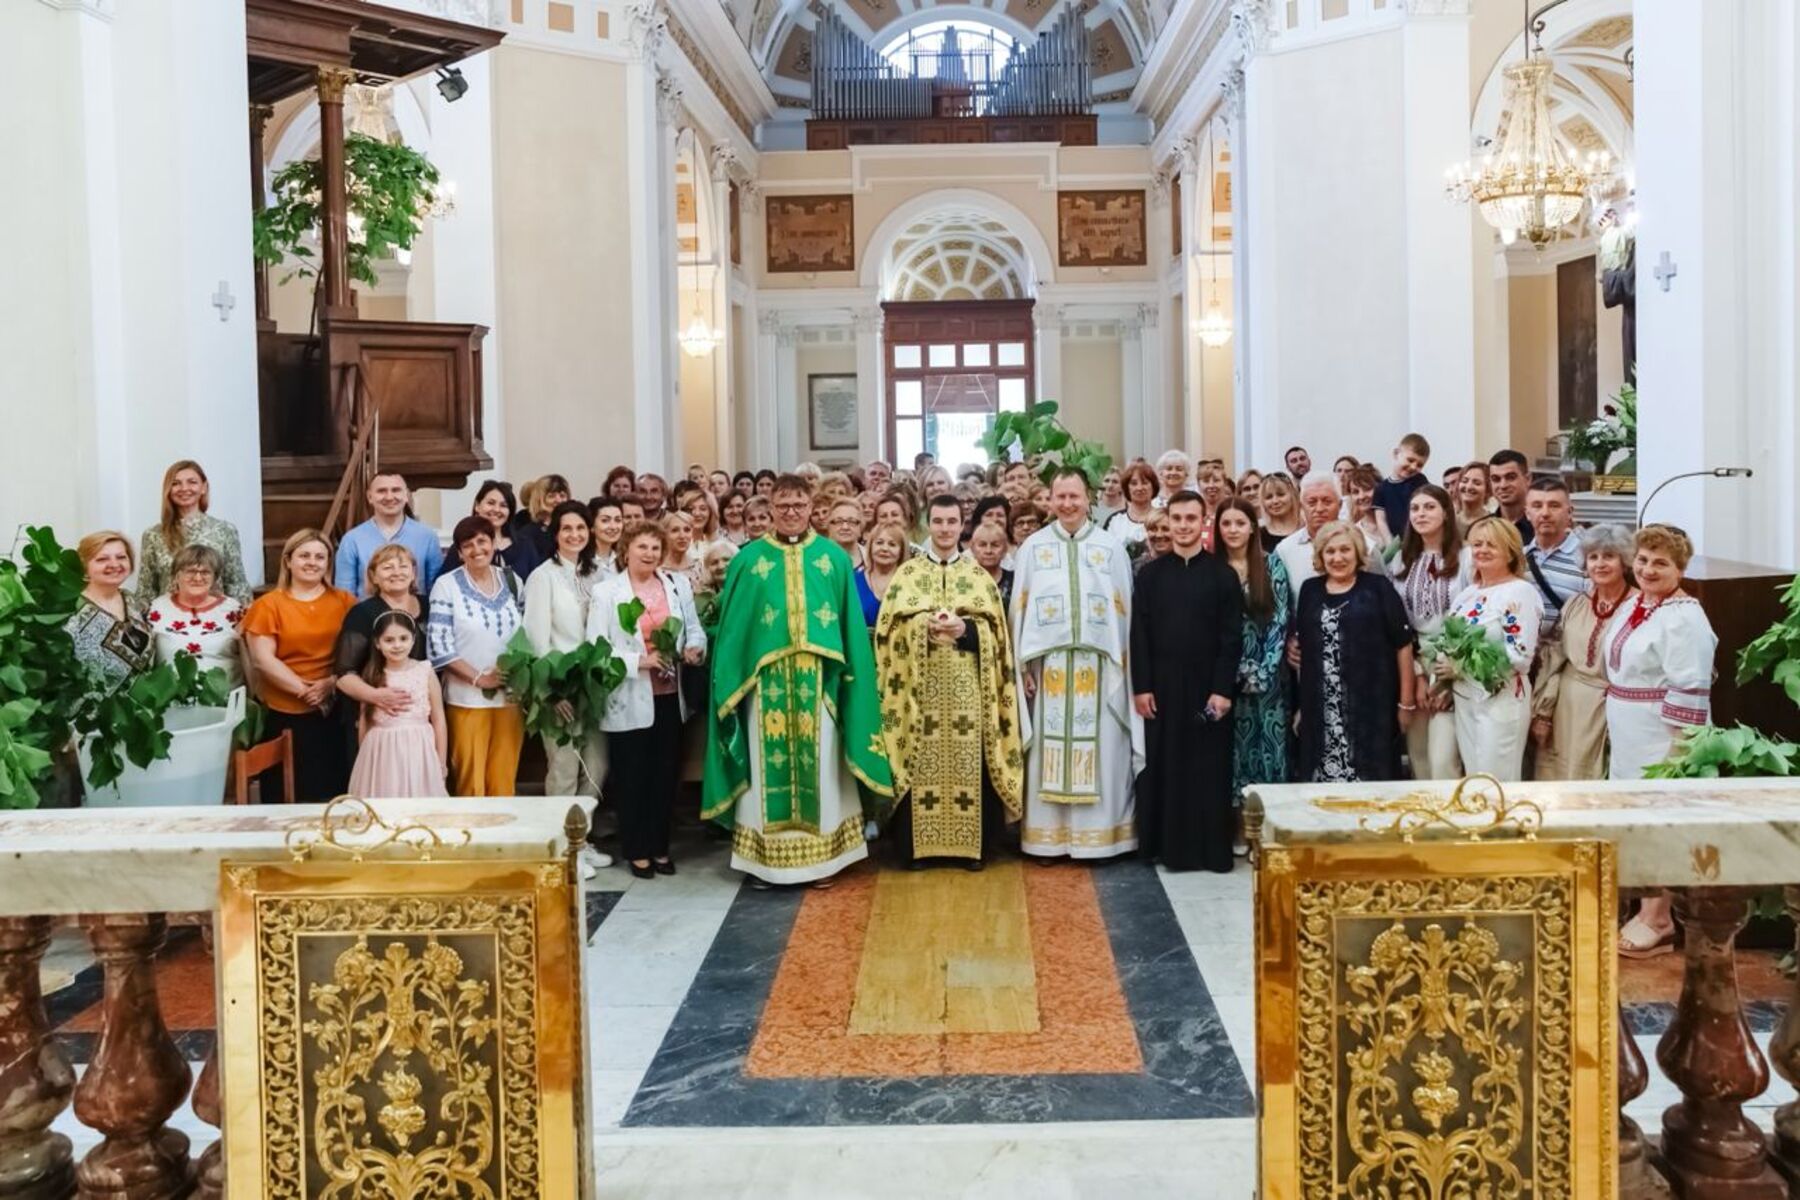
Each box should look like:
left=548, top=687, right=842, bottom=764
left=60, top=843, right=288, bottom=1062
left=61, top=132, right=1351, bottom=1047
left=1618, top=915, right=1675, bottom=959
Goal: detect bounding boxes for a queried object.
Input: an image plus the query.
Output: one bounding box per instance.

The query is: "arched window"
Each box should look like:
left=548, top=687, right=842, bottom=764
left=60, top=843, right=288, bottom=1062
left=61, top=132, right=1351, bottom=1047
left=879, top=19, right=1017, bottom=86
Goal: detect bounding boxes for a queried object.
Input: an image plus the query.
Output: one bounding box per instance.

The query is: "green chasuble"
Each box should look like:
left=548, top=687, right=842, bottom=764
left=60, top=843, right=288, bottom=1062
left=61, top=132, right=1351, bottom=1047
left=702, top=532, right=893, bottom=834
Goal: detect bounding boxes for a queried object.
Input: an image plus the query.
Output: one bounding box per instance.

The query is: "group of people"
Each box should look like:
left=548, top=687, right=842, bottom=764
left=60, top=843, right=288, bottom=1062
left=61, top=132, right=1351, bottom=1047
left=61, top=436, right=1718, bottom=925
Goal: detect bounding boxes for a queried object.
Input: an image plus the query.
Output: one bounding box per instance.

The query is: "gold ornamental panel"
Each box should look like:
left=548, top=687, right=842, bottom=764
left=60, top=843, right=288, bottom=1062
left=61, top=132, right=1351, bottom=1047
left=219, top=860, right=583, bottom=1200
left=1255, top=838, right=1616, bottom=1200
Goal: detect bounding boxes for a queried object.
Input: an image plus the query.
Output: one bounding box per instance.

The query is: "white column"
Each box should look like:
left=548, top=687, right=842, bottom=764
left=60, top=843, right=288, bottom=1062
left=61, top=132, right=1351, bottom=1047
left=1224, top=67, right=1256, bottom=473
left=708, top=153, right=736, bottom=470
left=1635, top=0, right=1797, bottom=566
left=1174, top=138, right=1203, bottom=456
left=1137, top=302, right=1167, bottom=457
left=1119, top=314, right=1143, bottom=459
left=1034, top=303, right=1064, bottom=405
left=426, top=54, right=503, bottom=526
left=624, top=9, right=676, bottom=474
left=853, top=306, right=884, bottom=462
left=1399, top=2, right=1475, bottom=467
left=754, top=310, right=782, bottom=468
left=774, top=325, right=800, bottom=467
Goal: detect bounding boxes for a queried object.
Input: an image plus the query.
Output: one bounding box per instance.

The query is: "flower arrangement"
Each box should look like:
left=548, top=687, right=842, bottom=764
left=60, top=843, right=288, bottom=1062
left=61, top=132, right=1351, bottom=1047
left=1420, top=616, right=1512, bottom=695
left=494, top=629, right=627, bottom=747
left=1564, top=383, right=1637, bottom=473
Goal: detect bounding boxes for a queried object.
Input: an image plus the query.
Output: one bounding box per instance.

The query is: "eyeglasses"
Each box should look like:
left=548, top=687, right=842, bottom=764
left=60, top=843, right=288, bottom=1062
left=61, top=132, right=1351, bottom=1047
left=772, top=501, right=809, bottom=513
left=177, top=566, right=215, bottom=578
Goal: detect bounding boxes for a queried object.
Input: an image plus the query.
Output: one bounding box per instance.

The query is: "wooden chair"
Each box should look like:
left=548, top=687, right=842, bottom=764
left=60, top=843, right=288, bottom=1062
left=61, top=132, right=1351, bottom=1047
left=230, top=730, right=295, bottom=806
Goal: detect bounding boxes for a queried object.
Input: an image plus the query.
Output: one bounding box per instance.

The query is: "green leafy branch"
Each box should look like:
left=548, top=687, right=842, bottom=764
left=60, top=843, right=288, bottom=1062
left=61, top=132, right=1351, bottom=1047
left=1420, top=616, right=1513, bottom=696
left=78, top=654, right=232, bottom=791
left=1645, top=724, right=1799, bottom=780
left=976, top=401, right=1113, bottom=491
left=495, top=629, right=628, bottom=748
left=617, top=599, right=684, bottom=662
left=253, top=132, right=442, bottom=289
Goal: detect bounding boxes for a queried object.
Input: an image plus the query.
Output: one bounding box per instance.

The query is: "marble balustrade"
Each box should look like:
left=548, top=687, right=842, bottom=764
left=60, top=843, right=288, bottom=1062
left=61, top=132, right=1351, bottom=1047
left=0, top=798, right=589, bottom=1200
left=1251, top=777, right=1800, bottom=1200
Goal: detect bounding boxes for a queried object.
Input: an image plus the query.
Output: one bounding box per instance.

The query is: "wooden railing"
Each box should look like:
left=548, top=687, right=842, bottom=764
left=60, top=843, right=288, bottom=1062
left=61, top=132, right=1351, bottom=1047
left=320, top=364, right=380, bottom=543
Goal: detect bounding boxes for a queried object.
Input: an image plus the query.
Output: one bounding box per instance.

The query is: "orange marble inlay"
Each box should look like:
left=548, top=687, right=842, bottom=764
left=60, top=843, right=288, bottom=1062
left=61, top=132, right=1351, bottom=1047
left=745, top=863, right=1143, bottom=1078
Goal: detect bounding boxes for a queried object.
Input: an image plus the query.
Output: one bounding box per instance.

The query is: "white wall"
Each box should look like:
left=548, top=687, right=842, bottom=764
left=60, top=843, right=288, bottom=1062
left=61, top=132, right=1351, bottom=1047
left=0, top=1, right=261, bottom=572
left=1243, top=28, right=1410, bottom=470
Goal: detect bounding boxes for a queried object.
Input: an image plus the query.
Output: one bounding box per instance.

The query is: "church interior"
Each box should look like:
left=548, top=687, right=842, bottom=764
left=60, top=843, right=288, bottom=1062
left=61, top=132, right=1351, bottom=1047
left=4, top=0, right=1800, bottom=1197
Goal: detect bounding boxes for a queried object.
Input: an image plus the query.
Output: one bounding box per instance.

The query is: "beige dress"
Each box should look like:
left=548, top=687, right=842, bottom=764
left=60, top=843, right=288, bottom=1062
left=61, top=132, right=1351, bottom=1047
left=1531, top=591, right=1626, bottom=781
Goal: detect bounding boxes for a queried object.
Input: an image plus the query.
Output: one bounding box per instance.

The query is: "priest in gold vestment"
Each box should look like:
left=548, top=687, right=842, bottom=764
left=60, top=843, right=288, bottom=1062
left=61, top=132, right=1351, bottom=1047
left=875, top=494, right=1024, bottom=867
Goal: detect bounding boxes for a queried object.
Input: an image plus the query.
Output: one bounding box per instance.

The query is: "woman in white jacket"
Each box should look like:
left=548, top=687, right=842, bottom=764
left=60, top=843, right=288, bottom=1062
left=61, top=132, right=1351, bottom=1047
left=587, top=520, right=707, bottom=879
left=523, top=502, right=610, bottom=815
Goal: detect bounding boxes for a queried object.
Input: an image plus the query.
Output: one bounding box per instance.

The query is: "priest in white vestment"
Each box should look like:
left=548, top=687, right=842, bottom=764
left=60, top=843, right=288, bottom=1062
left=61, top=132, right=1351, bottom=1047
left=1009, top=468, right=1143, bottom=859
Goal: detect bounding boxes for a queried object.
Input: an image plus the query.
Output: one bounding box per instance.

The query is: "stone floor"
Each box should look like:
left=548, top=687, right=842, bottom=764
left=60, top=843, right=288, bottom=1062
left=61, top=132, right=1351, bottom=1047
left=38, top=819, right=1795, bottom=1198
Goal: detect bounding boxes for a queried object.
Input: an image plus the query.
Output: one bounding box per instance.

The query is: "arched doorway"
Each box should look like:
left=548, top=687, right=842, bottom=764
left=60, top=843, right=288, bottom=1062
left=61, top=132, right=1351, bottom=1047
left=866, top=196, right=1049, bottom=469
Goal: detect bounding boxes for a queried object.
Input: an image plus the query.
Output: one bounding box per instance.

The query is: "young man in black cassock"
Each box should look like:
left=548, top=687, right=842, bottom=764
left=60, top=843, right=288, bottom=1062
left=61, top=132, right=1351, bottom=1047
left=1130, top=490, right=1244, bottom=872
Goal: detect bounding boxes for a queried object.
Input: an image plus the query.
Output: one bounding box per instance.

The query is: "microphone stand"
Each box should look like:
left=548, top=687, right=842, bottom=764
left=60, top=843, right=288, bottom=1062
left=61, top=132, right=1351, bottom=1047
left=1638, top=468, right=1754, bottom=527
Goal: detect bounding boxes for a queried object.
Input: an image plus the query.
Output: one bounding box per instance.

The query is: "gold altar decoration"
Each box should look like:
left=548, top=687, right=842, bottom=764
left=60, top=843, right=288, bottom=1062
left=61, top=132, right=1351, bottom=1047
left=283, top=794, right=474, bottom=862
left=1311, top=772, right=1544, bottom=843
left=219, top=854, right=583, bottom=1199
left=1255, top=780, right=1616, bottom=1200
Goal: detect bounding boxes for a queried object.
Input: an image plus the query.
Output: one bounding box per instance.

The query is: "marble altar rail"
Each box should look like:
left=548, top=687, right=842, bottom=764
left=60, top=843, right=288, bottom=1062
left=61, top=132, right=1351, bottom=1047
left=1249, top=776, right=1800, bottom=1200
left=0, top=798, right=589, bottom=1200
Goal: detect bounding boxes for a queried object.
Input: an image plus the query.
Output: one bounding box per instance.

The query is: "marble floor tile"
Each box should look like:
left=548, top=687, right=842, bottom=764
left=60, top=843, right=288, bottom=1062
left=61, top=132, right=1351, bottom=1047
left=1153, top=865, right=1253, bottom=903
left=1186, top=940, right=1254, bottom=998
left=592, top=1118, right=1259, bottom=1199
left=1167, top=897, right=1254, bottom=946
left=590, top=1003, right=681, bottom=1073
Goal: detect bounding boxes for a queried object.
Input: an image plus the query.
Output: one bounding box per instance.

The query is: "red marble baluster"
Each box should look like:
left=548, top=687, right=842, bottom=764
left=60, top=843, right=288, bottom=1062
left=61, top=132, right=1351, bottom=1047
left=1767, top=884, right=1800, bottom=1190
left=1654, top=887, right=1785, bottom=1199
left=72, top=915, right=193, bottom=1200
left=188, top=927, right=221, bottom=1200
left=0, top=915, right=76, bottom=1199
left=1620, top=998, right=1673, bottom=1199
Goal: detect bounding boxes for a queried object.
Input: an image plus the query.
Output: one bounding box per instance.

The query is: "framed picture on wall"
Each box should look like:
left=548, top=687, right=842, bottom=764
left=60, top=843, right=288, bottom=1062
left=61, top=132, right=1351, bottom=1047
left=808, top=374, right=858, bottom=450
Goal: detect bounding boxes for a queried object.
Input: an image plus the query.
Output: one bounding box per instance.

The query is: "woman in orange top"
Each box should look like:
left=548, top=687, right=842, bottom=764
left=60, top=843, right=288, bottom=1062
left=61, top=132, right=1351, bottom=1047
left=242, top=528, right=357, bottom=801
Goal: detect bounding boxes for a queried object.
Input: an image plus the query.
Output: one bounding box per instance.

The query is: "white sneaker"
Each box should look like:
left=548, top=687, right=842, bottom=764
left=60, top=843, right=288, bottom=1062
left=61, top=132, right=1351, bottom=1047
left=579, top=857, right=597, bottom=882
left=579, top=847, right=613, bottom=879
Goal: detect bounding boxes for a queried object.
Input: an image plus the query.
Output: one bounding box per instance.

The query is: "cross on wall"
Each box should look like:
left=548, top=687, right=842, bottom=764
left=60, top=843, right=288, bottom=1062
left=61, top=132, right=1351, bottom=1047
left=211, top=281, right=236, bottom=322
left=1653, top=251, right=1678, bottom=293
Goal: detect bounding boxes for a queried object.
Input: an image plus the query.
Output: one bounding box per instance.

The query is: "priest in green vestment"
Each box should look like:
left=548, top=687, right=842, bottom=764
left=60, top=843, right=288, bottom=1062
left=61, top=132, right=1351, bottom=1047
left=702, top=474, right=893, bottom=885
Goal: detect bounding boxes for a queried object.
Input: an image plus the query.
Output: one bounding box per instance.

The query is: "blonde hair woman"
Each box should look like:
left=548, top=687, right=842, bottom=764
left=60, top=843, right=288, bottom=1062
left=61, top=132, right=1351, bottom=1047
left=137, top=460, right=251, bottom=603
left=67, top=531, right=156, bottom=697
left=855, top=521, right=913, bottom=629
left=1257, top=472, right=1303, bottom=551
left=1436, top=515, right=1542, bottom=781
left=243, top=528, right=357, bottom=801
left=1294, top=521, right=1417, bottom=782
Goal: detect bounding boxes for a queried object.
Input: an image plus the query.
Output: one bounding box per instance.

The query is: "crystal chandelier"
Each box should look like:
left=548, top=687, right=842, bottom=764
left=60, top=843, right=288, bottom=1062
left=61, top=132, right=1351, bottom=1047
left=679, top=312, right=723, bottom=358
left=1445, top=6, right=1611, bottom=249
left=1195, top=296, right=1232, bottom=348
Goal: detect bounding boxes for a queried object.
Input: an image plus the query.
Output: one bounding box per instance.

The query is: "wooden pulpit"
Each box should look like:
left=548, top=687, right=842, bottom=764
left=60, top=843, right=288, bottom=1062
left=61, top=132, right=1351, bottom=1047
left=1684, top=556, right=1800, bottom=742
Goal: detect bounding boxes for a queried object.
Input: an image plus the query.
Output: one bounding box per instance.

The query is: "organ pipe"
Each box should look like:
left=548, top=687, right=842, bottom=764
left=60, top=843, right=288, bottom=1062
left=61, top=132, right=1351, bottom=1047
left=810, top=6, right=1090, bottom=122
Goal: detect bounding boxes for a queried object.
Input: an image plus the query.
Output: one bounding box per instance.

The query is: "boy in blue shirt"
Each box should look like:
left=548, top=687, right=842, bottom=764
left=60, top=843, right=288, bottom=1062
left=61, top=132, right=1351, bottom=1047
left=1371, top=433, right=1431, bottom=536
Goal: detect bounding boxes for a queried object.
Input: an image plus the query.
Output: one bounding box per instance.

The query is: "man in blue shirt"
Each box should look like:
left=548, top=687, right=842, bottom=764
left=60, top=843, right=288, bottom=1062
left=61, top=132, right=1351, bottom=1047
left=334, top=473, right=444, bottom=596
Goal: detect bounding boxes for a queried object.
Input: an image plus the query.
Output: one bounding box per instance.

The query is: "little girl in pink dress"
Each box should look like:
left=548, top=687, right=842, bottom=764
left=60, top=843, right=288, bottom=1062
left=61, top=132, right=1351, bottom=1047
left=348, top=612, right=449, bottom=798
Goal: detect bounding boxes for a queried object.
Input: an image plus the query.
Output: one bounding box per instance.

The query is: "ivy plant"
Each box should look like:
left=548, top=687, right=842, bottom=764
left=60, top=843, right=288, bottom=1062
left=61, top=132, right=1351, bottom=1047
left=976, top=401, right=1113, bottom=491
left=253, top=132, right=442, bottom=289
left=78, top=654, right=232, bottom=791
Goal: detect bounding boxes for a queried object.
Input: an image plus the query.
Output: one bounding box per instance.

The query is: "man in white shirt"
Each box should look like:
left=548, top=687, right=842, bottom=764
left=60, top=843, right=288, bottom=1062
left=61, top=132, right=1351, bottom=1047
left=1274, top=473, right=1378, bottom=612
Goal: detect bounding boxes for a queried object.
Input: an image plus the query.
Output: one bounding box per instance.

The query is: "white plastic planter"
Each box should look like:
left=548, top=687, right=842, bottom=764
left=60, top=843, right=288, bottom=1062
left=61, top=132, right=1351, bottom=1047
left=80, top=687, right=246, bottom=808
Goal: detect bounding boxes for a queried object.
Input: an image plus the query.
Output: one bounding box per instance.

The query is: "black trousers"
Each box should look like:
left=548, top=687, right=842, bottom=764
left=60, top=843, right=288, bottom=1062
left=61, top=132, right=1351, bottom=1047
left=262, top=707, right=352, bottom=803
left=609, top=694, right=683, bottom=862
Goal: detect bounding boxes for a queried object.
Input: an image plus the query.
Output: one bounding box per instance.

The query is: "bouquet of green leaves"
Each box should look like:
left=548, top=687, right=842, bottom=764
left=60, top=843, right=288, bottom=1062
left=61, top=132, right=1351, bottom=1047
left=617, top=599, right=683, bottom=677
left=79, top=653, right=233, bottom=789
left=694, top=589, right=723, bottom=640
left=1646, top=724, right=1799, bottom=779
left=1420, top=615, right=1511, bottom=696
left=494, top=629, right=628, bottom=747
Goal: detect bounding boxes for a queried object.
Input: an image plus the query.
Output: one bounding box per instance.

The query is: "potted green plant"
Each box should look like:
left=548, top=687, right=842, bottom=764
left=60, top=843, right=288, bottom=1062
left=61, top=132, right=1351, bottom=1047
left=1, top=527, right=236, bottom=808
left=1565, top=383, right=1637, bottom=491
left=253, top=132, right=444, bottom=290
left=976, top=401, right=1113, bottom=491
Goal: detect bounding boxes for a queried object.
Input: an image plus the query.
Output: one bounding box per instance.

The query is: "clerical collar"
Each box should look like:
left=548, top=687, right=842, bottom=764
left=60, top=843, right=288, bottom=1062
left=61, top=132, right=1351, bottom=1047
left=1054, top=520, right=1090, bottom=541
left=922, top=543, right=964, bottom=565
left=776, top=531, right=810, bottom=546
